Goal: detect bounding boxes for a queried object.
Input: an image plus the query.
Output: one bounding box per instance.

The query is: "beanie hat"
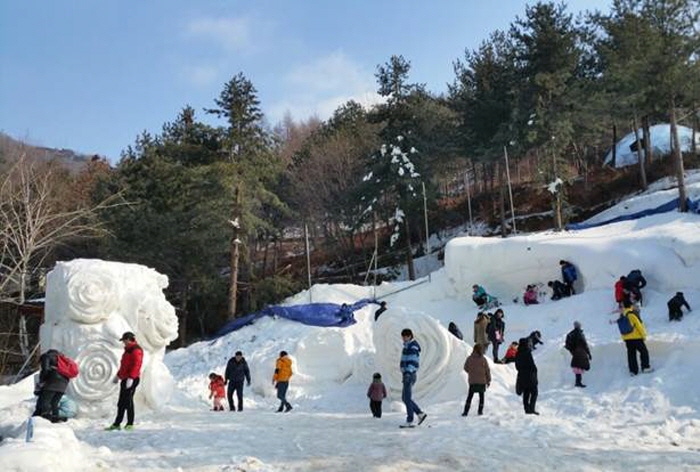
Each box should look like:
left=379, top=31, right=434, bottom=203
left=373, top=372, right=381, bottom=379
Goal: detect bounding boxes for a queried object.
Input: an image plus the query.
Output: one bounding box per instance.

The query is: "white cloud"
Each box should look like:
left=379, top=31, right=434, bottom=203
left=268, top=51, right=383, bottom=124
left=186, top=17, right=252, bottom=52
left=181, top=64, right=219, bottom=87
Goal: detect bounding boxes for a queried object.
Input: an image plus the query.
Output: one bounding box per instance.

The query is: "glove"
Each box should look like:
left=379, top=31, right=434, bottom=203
left=589, top=354, right=592, bottom=360
left=126, top=378, right=133, bottom=389
left=113, top=376, right=119, bottom=384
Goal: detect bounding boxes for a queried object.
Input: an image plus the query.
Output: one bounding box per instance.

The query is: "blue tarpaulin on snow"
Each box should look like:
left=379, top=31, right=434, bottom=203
left=210, top=299, right=378, bottom=340
left=566, top=197, right=700, bottom=231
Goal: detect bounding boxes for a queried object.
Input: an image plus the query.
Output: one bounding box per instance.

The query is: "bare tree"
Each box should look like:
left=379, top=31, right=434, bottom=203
left=0, top=152, right=121, bottom=361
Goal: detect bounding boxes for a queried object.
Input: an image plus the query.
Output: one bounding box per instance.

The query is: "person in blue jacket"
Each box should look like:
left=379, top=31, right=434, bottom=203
left=399, top=328, right=427, bottom=428
left=560, top=260, right=578, bottom=295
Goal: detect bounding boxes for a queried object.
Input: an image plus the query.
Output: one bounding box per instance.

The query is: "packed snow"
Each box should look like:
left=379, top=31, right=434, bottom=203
left=1, top=182, right=700, bottom=471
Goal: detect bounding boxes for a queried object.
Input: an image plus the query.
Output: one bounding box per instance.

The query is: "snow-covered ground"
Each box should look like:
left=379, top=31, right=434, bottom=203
left=1, top=179, right=700, bottom=471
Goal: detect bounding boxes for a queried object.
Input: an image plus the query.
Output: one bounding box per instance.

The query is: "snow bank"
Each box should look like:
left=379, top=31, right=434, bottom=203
left=444, top=213, right=700, bottom=301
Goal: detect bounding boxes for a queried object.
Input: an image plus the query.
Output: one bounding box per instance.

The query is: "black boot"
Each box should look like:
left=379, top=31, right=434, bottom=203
left=284, top=402, right=293, bottom=412
left=277, top=404, right=284, bottom=412
left=575, top=374, right=586, bottom=388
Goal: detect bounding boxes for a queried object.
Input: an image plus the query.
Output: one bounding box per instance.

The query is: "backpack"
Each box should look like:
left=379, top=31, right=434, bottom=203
left=56, top=353, right=80, bottom=379
left=616, top=315, right=634, bottom=335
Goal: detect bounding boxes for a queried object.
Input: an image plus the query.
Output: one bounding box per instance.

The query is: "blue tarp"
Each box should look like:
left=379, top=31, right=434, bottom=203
left=566, top=197, right=700, bottom=231
left=210, top=299, right=378, bottom=340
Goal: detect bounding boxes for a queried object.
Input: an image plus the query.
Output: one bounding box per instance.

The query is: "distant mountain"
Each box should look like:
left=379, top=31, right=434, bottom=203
left=0, top=132, right=97, bottom=172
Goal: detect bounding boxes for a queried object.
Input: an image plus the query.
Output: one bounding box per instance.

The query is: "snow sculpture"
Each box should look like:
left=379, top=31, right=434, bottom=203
left=372, top=308, right=466, bottom=400
left=40, top=259, right=179, bottom=417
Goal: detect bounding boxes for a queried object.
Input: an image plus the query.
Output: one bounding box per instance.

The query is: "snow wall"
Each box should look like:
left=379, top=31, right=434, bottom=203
left=40, top=259, right=179, bottom=417
left=604, top=124, right=699, bottom=168
left=444, top=215, right=700, bottom=302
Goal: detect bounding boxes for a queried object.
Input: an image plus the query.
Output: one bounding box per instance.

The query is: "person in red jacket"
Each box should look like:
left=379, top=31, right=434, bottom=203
left=106, top=332, right=144, bottom=431
left=208, top=373, right=226, bottom=411
left=614, top=276, right=626, bottom=307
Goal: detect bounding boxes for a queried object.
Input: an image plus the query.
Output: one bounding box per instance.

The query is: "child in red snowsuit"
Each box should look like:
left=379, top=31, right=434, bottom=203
left=209, top=373, right=226, bottom=411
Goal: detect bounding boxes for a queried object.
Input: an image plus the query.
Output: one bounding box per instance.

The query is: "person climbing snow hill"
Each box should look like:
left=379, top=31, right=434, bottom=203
left=667, top=292, right=691, bottom=322
left=565, top=321, right=591, bottom=388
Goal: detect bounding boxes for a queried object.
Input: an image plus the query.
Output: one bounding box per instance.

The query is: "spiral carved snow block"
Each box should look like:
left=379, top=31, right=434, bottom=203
left=41, top=259, right=179, bottom=417
left=373, top=307, right=466, bottom=400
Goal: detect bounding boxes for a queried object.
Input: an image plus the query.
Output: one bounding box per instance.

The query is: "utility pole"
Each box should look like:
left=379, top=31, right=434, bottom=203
left=503, top=146, right=517, bottom=234
left=464, top=170, right=473, bottom=235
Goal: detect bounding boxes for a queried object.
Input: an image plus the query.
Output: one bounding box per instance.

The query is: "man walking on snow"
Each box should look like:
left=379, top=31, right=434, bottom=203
left=399, top=328, right=427, bottom=428
left=225, top=351, right=251, bottom=411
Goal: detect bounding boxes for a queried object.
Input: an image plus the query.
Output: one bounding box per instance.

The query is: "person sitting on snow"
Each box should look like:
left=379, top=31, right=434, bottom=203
left=523, top=285, right=539, bottom=305
left=548, top=280, right=570, bottom=300
left=667, top=292, right=691, bottom=322
left=472, top=284, right=498, bottom=309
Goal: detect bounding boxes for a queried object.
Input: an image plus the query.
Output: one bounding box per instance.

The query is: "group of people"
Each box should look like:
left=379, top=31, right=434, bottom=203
left=208, top=350, right=292, bottom=414
left=34, top=331, right=144, bottom=431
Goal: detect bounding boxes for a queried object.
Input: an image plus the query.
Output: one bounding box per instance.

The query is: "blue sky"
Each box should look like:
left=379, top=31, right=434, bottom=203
left=1, top=0, right=611, bottom=162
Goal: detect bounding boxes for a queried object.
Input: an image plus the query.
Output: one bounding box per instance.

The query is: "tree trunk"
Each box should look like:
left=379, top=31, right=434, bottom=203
left=404, top=218, right=415, bottom=281
left=670, top=103, right=687, bottom=212
left=178, top=288, right=189, bottom=347
left=228, top=187, right=242, bottom=320
left=632, top=115, right=647, bottom=190
left=612, top=122, right=617, bottom=167
left=498, top=163, right=507, bottom=237
left=642, top=115, right=654, bottom=163
left=693, top=103, right=698, bottom=155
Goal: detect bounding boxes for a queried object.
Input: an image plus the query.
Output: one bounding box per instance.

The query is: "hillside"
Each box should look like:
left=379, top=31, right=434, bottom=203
left=0, top=133, right=94, bottom=173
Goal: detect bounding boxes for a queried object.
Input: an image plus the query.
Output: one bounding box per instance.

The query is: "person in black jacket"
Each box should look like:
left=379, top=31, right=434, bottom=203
left=448, top=322, right=463, bottom=340
left=225, top=351, right=251, bottom=411
left=487, top=309, right=505, bottom=363
left=667, top=292, right=691, bottom=321
left=33, top=349, right=70, bottom=422
left=565, top=321, right=591, bottom=388
left=515, top=337, right=539, bottom=415
left=624, top=270, right=647, bottom=305
left=548, top=280, right=570, bottom=301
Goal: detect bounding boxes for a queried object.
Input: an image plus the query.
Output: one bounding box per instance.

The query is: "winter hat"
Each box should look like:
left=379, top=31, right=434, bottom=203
left=120, top=331, right=135, bottom=341
left=373, top=373, right=382, bottom=380
left=235, top=351, right=243, bottom=356
left=574, top=321, right=582, bottom=329
left=280, top=350, right=288, bottom=357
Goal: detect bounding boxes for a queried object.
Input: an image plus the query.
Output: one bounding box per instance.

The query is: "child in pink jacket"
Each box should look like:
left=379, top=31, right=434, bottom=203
left=367, top=372, right=387, bottom=418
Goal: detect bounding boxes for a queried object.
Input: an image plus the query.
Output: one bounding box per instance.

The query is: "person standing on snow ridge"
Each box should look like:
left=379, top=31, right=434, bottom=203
left=272, top=351, right=293, bottom=412
left=515, top=337, right=539, bottom=415
left=619, top=301, right=652, bottom=376
left=225, top=351, right=251, bottom=411
left=374, top=301, right=388, bottom=321
left=399, top=328, right=427, bottom=427
left=462, top=344, right=491, bottom=416
left=473, top=312, right=491, bottom=354
left=106, top=332, right=143, bottom=431
left=667, top=292, right=691, bottom=322
left=565, top=321, right=591, bottom=388
left=487, top=309, right=505, bottom=363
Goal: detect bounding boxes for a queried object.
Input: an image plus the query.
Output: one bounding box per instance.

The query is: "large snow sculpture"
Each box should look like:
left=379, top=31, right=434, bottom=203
left=372, top=307, right=467, bottom=401
left=40, top=259, right=179, bottom=417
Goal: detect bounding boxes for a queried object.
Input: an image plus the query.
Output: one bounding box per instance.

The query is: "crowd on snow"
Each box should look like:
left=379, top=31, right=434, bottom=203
left=31, top=260, right=693, bottom=429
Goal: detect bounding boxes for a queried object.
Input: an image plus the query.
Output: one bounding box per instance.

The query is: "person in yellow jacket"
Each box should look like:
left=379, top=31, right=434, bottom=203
left=272, top=351, right=293, bottom=412
left=620, top=301, right=652, bottom=375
